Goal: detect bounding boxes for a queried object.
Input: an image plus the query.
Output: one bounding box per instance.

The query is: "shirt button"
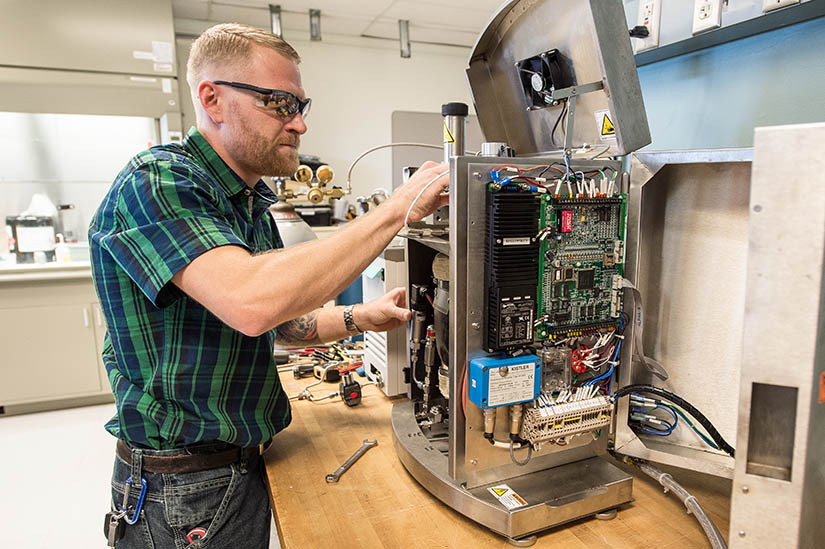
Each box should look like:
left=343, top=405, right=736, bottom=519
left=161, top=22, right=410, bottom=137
left=244, top=189, right=252, bottom=196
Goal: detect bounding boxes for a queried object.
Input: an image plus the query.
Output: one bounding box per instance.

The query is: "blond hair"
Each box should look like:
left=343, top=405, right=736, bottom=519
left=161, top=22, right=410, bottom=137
left=186, top=23, right=300, bottom=106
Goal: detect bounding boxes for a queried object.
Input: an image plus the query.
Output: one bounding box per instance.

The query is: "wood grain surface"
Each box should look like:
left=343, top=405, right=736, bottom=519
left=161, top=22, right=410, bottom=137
left=264, top=370, right=731, bottom=548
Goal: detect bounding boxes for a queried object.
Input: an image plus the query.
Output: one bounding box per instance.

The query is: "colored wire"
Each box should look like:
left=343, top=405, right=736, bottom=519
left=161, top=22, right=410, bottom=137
left=612, top=384, right=734, bottom=457
left=663, top=403, right=719, bottom=450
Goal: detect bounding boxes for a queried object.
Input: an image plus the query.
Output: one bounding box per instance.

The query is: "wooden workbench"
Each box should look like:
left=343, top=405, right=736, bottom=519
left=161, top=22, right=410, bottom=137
left=264, top=371, right=732, bottom=548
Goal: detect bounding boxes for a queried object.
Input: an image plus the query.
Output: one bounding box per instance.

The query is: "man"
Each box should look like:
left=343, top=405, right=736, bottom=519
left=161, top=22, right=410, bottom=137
left=90, top=23, right=448, bottom=548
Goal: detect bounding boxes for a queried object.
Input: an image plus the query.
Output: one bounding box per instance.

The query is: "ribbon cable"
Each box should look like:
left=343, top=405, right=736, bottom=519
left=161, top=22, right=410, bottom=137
left=622, top=278, right=669, bottom=381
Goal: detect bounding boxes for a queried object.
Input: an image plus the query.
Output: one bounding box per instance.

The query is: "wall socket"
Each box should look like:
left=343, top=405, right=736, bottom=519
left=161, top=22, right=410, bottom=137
left=692, top=0, right=723, bottom=35
left=763, top=0, right=800, bottom=12
left=635, top=0, right=662, bottom=53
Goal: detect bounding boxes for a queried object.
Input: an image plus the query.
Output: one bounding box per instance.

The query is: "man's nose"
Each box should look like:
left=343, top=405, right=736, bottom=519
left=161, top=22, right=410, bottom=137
left=285, top=112, right=307, bottom=135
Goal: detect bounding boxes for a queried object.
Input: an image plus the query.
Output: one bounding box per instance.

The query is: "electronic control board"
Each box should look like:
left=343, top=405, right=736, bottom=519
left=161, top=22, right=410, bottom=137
left=535, top=195, right=627, bottom=340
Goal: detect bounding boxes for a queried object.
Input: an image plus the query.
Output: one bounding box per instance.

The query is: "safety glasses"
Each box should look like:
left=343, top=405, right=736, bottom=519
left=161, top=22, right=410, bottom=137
left=213, top=81, right=311, bottom=120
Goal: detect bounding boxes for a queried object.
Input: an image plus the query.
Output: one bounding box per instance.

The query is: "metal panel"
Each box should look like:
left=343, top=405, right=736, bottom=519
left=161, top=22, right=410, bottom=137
left=448, top=156, right=624, bottom=488
left=467, top=0, right=650, bottom=156
left=0, top=66, right=180, bottom=118
left=0, top=0, right=177, bottom=77
left=729, top=122, right=825, bottom=548
left=615, top=149, right=752, bottom=478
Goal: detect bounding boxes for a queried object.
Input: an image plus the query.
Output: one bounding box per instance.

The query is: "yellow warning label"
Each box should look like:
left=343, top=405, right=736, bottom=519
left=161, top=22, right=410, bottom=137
left=443, top=121, right=455, bottom=144
left=601, top=114, right=615, bottom=136
left=491, top=488, right=508, bottom=497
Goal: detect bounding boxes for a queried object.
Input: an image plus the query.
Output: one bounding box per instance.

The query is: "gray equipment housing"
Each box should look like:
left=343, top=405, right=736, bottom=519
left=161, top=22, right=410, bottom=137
left=393, top=0, right=825, bottom=545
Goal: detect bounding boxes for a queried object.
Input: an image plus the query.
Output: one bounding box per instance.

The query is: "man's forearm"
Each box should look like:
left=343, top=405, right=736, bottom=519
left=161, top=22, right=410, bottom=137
left=274, top=307, right=353, bottom=347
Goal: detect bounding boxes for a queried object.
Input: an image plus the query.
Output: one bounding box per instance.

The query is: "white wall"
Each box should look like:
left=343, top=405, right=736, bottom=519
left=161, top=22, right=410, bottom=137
left=175, top=32, right=475, bottom=200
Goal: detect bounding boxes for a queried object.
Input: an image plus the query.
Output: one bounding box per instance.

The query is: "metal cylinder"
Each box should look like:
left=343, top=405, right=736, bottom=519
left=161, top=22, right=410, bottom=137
left=509, top=404, right=524, bottom=436
left=441, top=102, right=468, bottom=163
left=481, top=142, right=514, bottom=158
left=411, top=310, right=427, bottom=348
left=483, top=407, right=496, bottom=437
left=424, top=327, right=436, bottom=368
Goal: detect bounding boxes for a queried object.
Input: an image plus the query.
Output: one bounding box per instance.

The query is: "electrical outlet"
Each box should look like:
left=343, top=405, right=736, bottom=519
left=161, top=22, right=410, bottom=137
left=692, top=0, right=722, bottom=35
left=635, top=0, right=662, bottom=53
left=763, top=0, right=800, bottom=12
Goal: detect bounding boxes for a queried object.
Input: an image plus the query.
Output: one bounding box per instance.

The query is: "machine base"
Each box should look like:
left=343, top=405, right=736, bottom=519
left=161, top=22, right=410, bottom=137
left=392, top=401, right=633, bottom=540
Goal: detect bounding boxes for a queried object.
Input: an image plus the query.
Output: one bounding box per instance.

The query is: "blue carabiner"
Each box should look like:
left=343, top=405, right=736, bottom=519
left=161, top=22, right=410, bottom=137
left=121, top=476, right=147, bottom=525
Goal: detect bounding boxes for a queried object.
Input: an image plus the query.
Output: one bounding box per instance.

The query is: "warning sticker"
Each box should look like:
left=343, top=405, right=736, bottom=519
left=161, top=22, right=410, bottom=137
left=488, top=484, right=528, bottom=510
left=561, top=210, right=573, bottom=233
left=594, top=109, right=616, bottom=141
left=443, top=121, right=455, bottom=144
left=487, top=362, right=536, bottom=407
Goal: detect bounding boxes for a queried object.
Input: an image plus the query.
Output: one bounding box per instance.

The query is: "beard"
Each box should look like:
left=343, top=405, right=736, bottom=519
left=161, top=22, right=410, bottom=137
left=224, top=103, right=301, bottom=178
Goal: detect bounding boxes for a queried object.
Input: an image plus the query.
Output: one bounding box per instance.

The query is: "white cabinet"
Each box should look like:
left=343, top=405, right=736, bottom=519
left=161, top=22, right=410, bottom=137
left=0, top=0, right=177, bottom=77
left=0, top=304, right=101, bottom=404
left=0, top=266, right=112, bottom=413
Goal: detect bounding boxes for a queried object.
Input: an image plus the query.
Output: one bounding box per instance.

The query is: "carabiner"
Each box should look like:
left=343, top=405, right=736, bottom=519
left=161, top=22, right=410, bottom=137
left=121, top=476, right=147, bottom=525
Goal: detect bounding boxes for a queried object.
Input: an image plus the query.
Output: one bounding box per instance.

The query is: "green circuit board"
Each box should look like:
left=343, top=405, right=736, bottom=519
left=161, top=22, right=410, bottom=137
left=535, top=194, right=627, bottom=339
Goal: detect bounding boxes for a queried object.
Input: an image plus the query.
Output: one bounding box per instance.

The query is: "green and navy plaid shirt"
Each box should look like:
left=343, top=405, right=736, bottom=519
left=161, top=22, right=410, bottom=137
left=89, top=127, right=290, bottom=450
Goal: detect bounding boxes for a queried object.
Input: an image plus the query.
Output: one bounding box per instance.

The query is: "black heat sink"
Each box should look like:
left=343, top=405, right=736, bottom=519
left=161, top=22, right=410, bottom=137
left=484, top=191, right=540, bottom=351
left=484, top=191, right=540, bottom=287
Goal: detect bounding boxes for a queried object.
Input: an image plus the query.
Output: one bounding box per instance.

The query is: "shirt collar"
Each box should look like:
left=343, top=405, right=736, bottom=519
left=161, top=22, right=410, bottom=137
left=183, top=127, right=249, bottom=197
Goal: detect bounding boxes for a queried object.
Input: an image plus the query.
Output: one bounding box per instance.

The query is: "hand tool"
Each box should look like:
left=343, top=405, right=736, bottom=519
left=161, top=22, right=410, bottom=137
left=325, top=439, right=377, bottom=483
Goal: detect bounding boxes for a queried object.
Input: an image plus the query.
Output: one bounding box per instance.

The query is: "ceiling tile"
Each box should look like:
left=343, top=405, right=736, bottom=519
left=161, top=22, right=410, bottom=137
left=381, top=2, right=491, bottom=30
left=363, top=19, right=479, bottom=48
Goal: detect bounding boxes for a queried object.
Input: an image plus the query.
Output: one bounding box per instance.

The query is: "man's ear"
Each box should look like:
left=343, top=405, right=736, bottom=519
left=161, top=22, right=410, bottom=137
left=198, top=81, right=224, bottom=125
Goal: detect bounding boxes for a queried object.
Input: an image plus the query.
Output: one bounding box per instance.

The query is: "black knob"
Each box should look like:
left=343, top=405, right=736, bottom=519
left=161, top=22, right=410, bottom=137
left=441, top=102, right=468, bottom=117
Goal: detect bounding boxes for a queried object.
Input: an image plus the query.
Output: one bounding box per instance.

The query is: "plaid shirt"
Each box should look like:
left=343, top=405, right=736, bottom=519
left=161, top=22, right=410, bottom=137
left=89, top=127, right=290, bottom=450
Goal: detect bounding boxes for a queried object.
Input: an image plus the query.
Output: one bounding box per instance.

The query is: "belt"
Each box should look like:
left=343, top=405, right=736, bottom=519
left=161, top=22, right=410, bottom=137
left=116, top=439, right=271, bottom=474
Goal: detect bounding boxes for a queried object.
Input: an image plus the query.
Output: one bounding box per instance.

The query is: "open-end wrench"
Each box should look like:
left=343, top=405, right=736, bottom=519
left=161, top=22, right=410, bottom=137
left=325, top=439, right=378, bottom=483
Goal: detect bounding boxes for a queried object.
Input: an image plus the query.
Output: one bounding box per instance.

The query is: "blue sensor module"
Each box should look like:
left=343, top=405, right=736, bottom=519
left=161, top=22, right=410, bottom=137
left=468, top=355, right=541, bottom=409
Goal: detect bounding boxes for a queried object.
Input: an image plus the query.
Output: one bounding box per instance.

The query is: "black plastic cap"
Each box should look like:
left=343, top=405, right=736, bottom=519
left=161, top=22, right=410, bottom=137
left=441, top=102, right=469, bottom=117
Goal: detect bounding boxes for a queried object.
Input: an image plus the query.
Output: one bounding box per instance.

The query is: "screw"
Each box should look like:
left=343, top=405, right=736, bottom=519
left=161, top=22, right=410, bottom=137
left=473, top=172, right=481, bottom=178
left=742, top=486, right=749, bottom=494
left=471, top=459, right=478, bottom=465
left=471, top=322, right=480, bottom=330
left=739, top=531, right=746, bottom=538
left=753, top=204, right=762, bottom=212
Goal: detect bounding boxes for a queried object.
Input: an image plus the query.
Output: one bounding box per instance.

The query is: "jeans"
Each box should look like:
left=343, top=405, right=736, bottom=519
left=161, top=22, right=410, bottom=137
left=109, top=444, right=271, bottom=548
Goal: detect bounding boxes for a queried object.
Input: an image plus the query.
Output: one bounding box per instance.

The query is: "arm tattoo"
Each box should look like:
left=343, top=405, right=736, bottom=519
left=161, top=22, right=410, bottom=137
left=274, top=311, right=321, bottom=346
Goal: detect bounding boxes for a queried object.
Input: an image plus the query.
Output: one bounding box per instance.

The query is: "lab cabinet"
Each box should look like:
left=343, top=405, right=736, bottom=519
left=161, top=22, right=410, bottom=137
left=0, top=0, right=177, bottom=77
left=0, top=266, right=112, bottom=414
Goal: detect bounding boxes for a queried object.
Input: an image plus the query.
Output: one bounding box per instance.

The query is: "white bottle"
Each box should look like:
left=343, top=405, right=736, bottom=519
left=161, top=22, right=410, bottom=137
left=55, top=233, right=71, bottom=263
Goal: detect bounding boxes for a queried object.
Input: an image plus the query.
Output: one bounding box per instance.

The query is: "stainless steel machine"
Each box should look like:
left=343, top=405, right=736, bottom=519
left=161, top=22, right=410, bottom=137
left=391, top=0, right=825, bottom=546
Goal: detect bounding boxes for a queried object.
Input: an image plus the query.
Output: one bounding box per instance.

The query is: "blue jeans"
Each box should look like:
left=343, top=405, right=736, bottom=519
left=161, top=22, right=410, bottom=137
left=109, top=444, right=271, bottom=548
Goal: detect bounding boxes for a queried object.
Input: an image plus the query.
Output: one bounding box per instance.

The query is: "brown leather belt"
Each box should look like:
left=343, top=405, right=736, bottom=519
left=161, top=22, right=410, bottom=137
left=116, top=439, right=271, bottom=474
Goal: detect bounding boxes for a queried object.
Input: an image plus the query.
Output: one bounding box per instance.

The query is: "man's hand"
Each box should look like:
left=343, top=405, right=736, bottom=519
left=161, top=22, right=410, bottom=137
left=352, top=287, right=412, bottom=333
left=384, top=161, right=449, bottom=224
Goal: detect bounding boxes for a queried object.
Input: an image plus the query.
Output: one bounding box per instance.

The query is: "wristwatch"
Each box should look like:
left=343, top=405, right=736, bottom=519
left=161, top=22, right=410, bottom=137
left=343, top=305, right=362, bottom=334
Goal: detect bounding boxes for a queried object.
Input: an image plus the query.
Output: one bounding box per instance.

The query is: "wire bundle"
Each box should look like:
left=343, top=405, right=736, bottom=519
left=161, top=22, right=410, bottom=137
left=613, top=384, right=735, bottom=457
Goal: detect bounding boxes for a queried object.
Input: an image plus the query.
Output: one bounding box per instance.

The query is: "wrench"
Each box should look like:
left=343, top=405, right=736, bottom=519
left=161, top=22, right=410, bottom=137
left=325, top=439, right=378, bottom=483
